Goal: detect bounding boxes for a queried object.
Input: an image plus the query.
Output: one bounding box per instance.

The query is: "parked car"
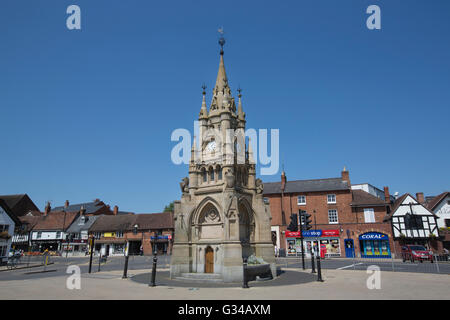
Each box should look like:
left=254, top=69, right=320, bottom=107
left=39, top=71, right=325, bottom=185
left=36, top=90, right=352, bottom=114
left=401, top=245, right=434, bottom=263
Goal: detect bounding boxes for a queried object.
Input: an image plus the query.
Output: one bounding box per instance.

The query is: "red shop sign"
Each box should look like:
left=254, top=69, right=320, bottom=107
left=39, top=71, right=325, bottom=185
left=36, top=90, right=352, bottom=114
left=285, top=231, right=301, bottom=238
left=322, top=230, right=340, bottom=237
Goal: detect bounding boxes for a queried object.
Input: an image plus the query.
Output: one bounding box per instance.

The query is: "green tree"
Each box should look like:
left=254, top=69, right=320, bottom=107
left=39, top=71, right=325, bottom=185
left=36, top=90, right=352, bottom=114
left=164, top=201, right=174, bottom=213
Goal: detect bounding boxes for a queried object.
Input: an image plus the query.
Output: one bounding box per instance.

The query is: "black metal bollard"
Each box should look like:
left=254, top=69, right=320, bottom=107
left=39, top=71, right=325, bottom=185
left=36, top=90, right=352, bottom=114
left=98, top=253, right=102, bottom=272
left=242, top=257, right=249, bottom=289
left=149, top=251, right=158, bottom=287
left=122, top=255, right=129, bottom=279
left=310, top=248, right=316, bottom=273
left=316, top=252, right=324, bottom=282
left=88, top=238, right=94, bottom=274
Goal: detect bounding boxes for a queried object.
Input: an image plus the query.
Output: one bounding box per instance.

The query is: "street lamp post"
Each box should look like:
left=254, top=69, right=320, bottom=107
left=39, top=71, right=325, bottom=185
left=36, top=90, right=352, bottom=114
left=88, top=236, right=94, bottom=274
left=299, top=215, right=305, bottom=270
left=314, top=212, right=324, bottom=282
left=122, top=241, right=130, bottom=279
left=149, top=245, right=158, bottom=287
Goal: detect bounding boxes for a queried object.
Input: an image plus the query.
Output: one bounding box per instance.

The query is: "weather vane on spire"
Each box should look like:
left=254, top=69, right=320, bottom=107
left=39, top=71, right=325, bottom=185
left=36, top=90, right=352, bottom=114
left=218, top=27, right=225, bottom=54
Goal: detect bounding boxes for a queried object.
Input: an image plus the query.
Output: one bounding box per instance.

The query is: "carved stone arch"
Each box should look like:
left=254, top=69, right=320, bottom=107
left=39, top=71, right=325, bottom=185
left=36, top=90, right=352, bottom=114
left=237, top=197, right=256, bottom=243
left=192, top=197, right=224, bottom=226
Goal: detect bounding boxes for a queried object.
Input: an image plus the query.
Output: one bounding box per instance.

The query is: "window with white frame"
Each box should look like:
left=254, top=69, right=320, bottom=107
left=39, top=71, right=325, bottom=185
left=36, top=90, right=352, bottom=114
left=297, top=195, right=306, bottom=205
left=364, top=208, right=375, bottom=223
left=328, top=209, right=338, bottom=224
left=327, top=194, right=336, bottom=204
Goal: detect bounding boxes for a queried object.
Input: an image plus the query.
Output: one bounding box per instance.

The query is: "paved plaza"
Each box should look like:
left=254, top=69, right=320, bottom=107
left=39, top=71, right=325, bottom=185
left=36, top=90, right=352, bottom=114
left=0, top=261, right=449, bottom=300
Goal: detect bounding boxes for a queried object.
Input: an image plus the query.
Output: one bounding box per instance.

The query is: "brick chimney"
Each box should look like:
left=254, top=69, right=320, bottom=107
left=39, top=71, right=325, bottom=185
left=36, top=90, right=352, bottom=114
left=341, top=166, right=350, bottom=185
left=44, top=202, right=51, bottom=216
left=113, top=205, right=118, bottom=215
left=281, top=171, right=287, bottom=192
left=416, top=192, right=425, bottom=204
left=384, top=186, right=390, bottom=204
left=64, top=200, right=69, bottom=209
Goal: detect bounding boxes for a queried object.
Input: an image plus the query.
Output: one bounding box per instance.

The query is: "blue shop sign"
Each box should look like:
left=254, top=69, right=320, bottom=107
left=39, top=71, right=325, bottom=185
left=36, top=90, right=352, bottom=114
left=150, top=235, right=169, bottom=240
left=302, top=230, right=322, bottom=238
left=359, top=232, right=389, bottom=240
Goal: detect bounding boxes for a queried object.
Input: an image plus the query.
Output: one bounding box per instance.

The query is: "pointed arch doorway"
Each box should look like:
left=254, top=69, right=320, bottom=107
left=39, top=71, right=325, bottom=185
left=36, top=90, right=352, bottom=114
left=205, top=246, right=214, bottom=273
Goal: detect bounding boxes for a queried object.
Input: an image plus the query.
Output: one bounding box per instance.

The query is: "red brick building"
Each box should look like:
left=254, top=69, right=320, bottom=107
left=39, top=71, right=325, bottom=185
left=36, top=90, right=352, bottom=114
left=263, top=169, right=394, bottom=258
left=89, top=212, right=174, bottom=256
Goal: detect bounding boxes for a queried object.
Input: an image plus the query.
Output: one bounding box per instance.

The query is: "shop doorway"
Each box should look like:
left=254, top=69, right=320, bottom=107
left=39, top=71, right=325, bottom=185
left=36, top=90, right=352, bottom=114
left=129, top=241, right=142, bottom=255
left=344, top=239, right=355, bottom=258
left=205, top=247, right=214, bottom=273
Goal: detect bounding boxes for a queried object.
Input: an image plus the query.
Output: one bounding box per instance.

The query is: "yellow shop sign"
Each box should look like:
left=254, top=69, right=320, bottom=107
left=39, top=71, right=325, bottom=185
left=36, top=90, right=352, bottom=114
left=103, top=232, right=116, bottom=238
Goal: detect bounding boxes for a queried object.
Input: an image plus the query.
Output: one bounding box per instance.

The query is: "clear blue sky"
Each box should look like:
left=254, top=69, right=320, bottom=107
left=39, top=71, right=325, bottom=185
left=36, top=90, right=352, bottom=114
left=1, top=0, right=449, bottom=213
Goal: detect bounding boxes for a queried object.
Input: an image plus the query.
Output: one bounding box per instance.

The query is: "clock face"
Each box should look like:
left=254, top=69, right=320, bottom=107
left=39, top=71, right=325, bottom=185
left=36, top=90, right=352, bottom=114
left=206, top=141, right=216, bottom=152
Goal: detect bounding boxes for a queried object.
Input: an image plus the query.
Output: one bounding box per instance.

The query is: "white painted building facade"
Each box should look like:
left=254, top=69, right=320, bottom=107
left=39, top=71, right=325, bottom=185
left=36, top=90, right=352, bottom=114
left=431, top=194, right=450, bottom=229
left=0, top=206, right=15, bottom=263
left=391, top=194, right=438, bottom=240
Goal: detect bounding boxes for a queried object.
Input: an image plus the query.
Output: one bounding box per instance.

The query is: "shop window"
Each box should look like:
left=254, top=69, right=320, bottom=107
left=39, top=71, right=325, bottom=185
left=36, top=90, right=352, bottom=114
left=327, top=194, right=336, bottom=204
left=297, top=195, right=306, bottom=205
left=328, top=210, right=338, bottom=224
left=0, top=225, right=9, bottom=233
left=364, top=208, right=375, bottom=223
left=0, top=246, right=7, bottom=257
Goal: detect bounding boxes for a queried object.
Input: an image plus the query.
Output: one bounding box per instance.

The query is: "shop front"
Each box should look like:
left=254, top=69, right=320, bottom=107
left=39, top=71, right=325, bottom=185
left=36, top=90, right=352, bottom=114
left=95, top=239, right=127, bottom=256
left=61, top=239, right=89, bottom=256
left=285, top=230, right=341, bottom=257
left=359, top=232, right=391, bottom=258
left=150, top=235, right=171, bottom=255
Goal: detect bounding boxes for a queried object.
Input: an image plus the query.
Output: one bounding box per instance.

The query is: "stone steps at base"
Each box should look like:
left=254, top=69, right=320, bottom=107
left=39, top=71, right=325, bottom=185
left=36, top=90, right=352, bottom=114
left=180, top=273, right=222, bottom=280
left=174, top=277, right=225, bottom=283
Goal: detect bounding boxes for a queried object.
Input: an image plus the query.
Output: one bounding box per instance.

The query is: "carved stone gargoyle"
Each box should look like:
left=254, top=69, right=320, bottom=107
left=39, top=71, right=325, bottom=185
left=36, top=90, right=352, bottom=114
left=180, top=177, right=189, bottom=193
left=255, top=178, right=264, bottom=194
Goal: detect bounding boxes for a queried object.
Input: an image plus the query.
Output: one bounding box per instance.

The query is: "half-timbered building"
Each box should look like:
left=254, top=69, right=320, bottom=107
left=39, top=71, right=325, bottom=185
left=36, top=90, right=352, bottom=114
left=385, top=193, right=440, bottom=253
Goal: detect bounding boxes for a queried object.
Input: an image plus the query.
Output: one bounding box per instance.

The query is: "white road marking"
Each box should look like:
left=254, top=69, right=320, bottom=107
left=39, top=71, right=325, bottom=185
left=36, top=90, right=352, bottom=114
left=337, top=263, right=364, bottom=270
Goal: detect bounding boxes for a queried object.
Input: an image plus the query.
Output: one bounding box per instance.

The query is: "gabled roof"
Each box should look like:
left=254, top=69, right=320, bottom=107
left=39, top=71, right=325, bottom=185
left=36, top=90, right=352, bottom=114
left=89, top=215, right=136, bottom=232
left=66, top=215, right=100, bottom=233
left=18, top=215, right=42, bottom=232
left=263, top=178, right=350, bottom=195
left=0, top=194, right=40, bottom=217
left=51, top=200, right=110, bottom=215
left=426, top=191, right=450, bottom=211
left=351, top=190, right=387, bottom=207
left=33, top=211, right=79, bottom=231
left=134, top=212, right=173, bottom=230
left=383, top=193, right=437, bottom=222
left=89, top=213, right=174, bottom=232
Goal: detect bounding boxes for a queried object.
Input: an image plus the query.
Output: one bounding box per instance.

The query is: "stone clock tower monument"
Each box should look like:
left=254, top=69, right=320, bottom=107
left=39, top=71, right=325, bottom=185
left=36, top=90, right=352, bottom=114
left=170, top=37, right=276, bottom=283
